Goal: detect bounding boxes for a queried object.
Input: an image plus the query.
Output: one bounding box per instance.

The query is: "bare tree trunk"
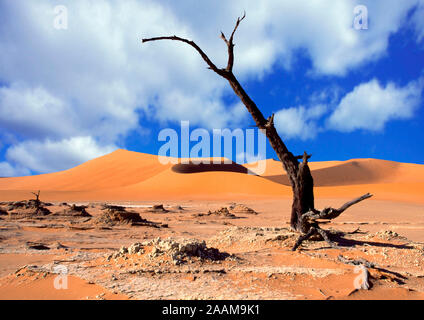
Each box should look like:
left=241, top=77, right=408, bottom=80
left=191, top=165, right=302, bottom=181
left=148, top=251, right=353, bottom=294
left=291, top=153, right=315, bottom=232
left=222, top=68, right=314, bottom=232
left=142, top=13, right=371, bottom=242
left=31, top=190, right=41, bottom=215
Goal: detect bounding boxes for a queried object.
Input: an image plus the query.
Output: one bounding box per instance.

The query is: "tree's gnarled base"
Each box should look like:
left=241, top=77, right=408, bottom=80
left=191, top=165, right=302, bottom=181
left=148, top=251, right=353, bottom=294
left=291, top=193, right=373, bottom=251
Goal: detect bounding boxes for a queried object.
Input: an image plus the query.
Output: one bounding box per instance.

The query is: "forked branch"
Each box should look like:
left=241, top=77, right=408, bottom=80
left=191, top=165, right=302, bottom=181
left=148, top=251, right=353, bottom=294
left=31, top=190, right=40, bottom=202
left=142, top=12, right=246, bottom=76
left=301, top=193, right=373, bottom=222
left=337, top=193, right=373, bottom=213
left=220, top=11, right=246, bottom=71
left=292, top=193, right=373, bottom=251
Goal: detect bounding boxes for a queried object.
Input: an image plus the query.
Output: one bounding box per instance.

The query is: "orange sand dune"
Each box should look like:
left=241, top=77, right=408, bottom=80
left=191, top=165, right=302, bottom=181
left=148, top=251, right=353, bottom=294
left=247, top=158, right=424, bottom=185
left=0, top=149, right=423, bottom=203
left=102, top=169, right=290, bottom=200
left=0, top=150, right=172, bottom=191
left=245, top=159, right=344, bottom=176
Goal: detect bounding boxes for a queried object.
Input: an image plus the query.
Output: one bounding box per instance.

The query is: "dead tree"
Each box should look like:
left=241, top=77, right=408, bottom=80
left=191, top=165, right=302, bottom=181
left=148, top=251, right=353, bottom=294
left=142, top=13, right=372, bottom=250
left=31, top=190, right=41, bottom=215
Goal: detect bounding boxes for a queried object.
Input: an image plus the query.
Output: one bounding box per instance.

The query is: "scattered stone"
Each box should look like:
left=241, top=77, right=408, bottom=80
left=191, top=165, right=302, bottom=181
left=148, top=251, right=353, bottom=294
left=170, top=205, right=185, bottom=212
left=265, top=234, right=290, bottom=243
left=149, top=204, right=169, bottom=213
left=115, top=237, right=233, bottom=266
left=195, top=207, right=237, bottom=219
left=96, top=207, right=145, bottom=225
left=128, top=243, right=144, bottom=255
left=368, top=230, right=405, bottom=241
left=101, top=204, right=126, bottom=212
left=210, top=207, right=235, bottom=218
left=7, top=201, right=27, bottom=211
left=96, top=293, right=105, bottom=300
left=9, top=207, right=51, bottom=217
left=7, top=199, right=52, bottom=211
left=119, top=246, right=128, bottom=255
left=5, top=199, right=52, bottom=217
left=229, top=204, right=258, bottom=215
left=144, top=237, right=232, bottom=264
left=337, top=255, right=375, bottom=268
left=60, top=204, right=92, bottom=217
left=210, top=226, right=297, bottom=249
left=96, top=207, right=167, bottom=228
left=55, top=242, right=68, bottom=249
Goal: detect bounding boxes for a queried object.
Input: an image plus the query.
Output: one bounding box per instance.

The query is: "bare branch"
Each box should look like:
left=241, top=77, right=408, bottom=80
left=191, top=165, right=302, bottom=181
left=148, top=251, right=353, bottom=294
left=229, top=11, right=246, bottom=44
left=292, top=227, right=317, bottom=251
left=31, top=190, right=40, bottom=200
left=301, top=193, right=373, bottom=223
left=220, top=31, right=229, bottom=45
left=302, top=151, right=311, bottom=164
left=337, top=193, right=373, bottom=213
left=295, top=154, right=312, bottom=161
left=264, top=114, right=275, bottom=129
left=338, top=255, right=375, bottom=268
left=142, top=36, right=227, bottom=77
left=223, top=12, right=246, bottom=72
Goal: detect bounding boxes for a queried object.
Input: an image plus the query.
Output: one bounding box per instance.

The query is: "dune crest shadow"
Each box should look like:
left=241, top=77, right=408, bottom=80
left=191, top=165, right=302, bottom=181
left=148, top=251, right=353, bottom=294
left=264, top=160, right=401, bottom=187
left=172, top=162, right=248, bottom=174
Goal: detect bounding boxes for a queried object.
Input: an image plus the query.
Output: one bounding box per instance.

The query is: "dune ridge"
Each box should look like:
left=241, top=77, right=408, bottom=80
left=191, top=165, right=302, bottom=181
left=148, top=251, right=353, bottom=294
left=0, top=150, right=423, bottom=203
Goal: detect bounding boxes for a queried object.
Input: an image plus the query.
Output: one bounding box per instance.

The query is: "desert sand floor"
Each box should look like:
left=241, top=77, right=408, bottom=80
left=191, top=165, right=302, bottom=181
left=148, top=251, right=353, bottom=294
left=0, top=150, right=423, bottom=300
left=0, top=199, right=423, bottom=300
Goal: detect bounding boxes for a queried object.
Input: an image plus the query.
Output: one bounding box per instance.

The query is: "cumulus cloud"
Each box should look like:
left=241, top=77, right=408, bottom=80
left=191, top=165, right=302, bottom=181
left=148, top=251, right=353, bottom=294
left=0, top=0, right=423, bottom=174
left=0, top=162, right=30, bottom=177
left=274, top=104, right=327, bottom=140
left=5, top=137, right=116, bottom=174
left=327, top=78, right=423, bottom=132
left=155, top=93, right=248, bottom=129
left=0, top=85, right=75, bottom=139
left=161, top=0, right=424, bottom=76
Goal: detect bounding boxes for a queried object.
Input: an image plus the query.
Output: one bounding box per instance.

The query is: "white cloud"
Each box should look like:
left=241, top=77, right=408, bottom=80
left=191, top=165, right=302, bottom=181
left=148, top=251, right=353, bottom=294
left=0, top=162, right=30, bottom=177
left=0, top=0, right=231, bottom=133
left=155, top=92, right=248, bottom=129
left=327, top=78, right=423, bottom=132
left=161, top=0, right=421, bottom=76
left=274, top=104, right=327, bottom=140
left=5, top=136, right=116, bottom=174
left=0, top=84, right=75, bottom=139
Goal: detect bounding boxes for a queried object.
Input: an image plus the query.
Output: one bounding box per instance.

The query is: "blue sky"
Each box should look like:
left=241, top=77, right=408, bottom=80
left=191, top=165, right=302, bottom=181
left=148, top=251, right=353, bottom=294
left=0, top=0, right=424, bottom=176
